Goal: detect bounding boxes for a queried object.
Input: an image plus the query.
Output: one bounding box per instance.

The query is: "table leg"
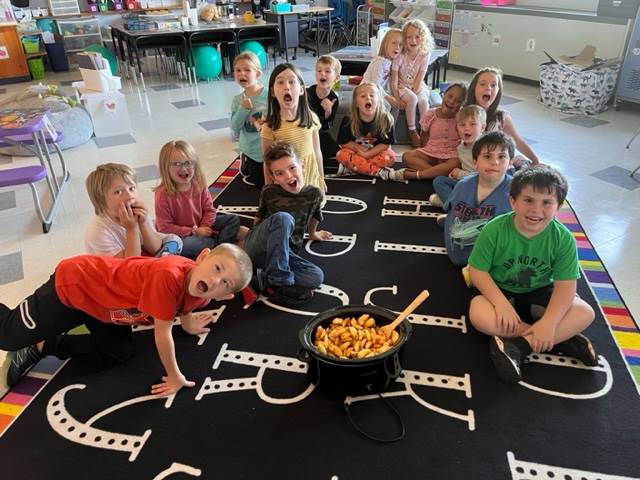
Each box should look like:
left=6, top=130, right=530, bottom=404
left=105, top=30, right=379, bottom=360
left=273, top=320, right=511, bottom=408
left=133, top=40, right=146, bottom=90
left=328, top=11, right=332, bottom=54
left=282, top=16, right=289, bottom=62
left=30, top=132, right=57, bottom=197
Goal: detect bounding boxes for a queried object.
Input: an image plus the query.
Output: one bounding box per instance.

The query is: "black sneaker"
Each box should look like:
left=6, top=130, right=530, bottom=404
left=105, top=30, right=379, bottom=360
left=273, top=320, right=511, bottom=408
left=7, top=345, right=44, bottom=387
left=489, top=336, right=527, bottom=384
left=551, top=334, right=598, bottom=366
left=266, top=284, right=314, bottom=308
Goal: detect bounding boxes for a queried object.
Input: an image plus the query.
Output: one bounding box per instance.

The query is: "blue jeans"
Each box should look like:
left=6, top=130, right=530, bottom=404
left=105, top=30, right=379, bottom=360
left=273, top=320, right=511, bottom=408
left=243, top=211, right=324, bottom=289
left=181, top=213, right=241, bottom=259
left=433, top=176, right=458, bottom=205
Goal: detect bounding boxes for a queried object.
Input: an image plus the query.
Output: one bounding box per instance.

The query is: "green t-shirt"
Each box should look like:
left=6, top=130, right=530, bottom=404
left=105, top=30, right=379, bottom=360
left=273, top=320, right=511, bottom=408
left=468, top=212, right=580, bottom=293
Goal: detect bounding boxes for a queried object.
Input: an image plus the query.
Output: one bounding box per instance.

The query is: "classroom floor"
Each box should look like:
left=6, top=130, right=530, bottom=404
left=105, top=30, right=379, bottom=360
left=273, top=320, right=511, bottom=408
left=0, top=51, right=639, bottom=342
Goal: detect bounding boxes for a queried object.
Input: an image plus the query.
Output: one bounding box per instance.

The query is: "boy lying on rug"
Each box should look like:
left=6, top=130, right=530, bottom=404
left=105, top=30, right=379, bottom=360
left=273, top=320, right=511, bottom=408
left=0, top=244, right=252, bottom=398
left=468, top=165, right=597, bottom=383
left=243, top=141, right=332, bottom=307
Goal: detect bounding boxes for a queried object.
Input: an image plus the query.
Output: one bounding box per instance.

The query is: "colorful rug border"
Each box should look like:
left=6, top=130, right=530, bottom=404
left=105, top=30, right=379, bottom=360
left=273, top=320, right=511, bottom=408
left=1, top=164, right=638, bottom=436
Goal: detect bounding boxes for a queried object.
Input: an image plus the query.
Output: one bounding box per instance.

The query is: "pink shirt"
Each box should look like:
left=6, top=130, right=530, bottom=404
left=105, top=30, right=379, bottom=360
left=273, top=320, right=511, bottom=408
left=154, top=185, right=217, bottom=237
left=418, top=108, right=460, bottom=160
left=392, top=52, right=430, bottom=90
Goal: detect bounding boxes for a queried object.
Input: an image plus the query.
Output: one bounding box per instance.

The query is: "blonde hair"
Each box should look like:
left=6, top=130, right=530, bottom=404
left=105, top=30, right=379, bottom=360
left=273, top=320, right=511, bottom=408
left=155, top=140, right=207, bottom=196
left=378, top=28, right=402, bottom=58
left=317, top=54, right=342, bottom=77
left=86, top=163, right=137, bottom=216
left=349, top=82, right=393, bottom=138
left=209, top=243, right=253, bottom=291
left=233, top=51, right=262, bottom=73
left=402, top=19, right=434, bottom=55
left=456, top=104, right=487, bottom=124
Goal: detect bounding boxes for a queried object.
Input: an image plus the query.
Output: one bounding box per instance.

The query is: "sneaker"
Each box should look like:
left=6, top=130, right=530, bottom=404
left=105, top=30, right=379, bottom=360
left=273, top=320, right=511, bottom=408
left=429, top=193, right=443, bottom=208
left=336, top=164, right=347, bottom=176
left=377, top=167, right=405, bottom=182
left=550, top=334, right=598, bottom=366
left=461, top=264, right=473, bottom=288
left=0, top=352, right=11, bottom=399
left=489, top=336, right=527, bottom=384
left=436, top=214, right=446, bottom=228
left=266, top=284, right=314, bottom=308
left=409, top=130, right=421, bottom=148
left=6, top=344, right=44, bottom=387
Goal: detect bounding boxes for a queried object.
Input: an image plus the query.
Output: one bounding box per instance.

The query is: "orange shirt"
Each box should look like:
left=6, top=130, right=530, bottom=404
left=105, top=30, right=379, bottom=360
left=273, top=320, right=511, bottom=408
left=55, top=255, right=210, bottom=325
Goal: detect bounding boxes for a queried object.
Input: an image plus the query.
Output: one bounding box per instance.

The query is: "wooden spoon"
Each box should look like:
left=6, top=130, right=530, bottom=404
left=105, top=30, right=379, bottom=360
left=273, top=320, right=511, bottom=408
left=381, top=290, right=430, bottom=337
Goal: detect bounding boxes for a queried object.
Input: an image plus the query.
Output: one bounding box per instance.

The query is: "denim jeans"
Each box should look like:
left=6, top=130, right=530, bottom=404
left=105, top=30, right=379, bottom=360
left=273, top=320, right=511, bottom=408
left=243, top=211, right=323, bottom=289
left=433, top=176, right=459, bottom=205
left=180, top=213, right=241, bottom=259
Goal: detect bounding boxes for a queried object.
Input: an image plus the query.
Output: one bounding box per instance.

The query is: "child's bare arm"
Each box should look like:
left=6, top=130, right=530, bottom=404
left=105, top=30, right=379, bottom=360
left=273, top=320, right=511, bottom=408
left=390, top=69, right=401, bottom=104
left=341, top=141, right=366, bottom=155
left=470, top=266, right=521, bottom=335
left=502, top=114, right=540, bottom=165
left=412, top=67, right=427, bottom=93
left=308, top=217, right=332, bottom=241
left=151, top=318, right=195, bottom=397
left=360, top=143, right=389, bottom=160
left=523, top=280, right=576, bottom=352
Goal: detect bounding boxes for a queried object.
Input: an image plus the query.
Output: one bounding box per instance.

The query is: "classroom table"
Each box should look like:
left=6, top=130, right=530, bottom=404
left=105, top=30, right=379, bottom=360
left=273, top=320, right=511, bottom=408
left=332, top=46, right=450, bottom=89
left=265, top=6, right=334, bottom=62
left=111, top=19, right=279, bottom=89
left=0, top=108, right=69, bottom=232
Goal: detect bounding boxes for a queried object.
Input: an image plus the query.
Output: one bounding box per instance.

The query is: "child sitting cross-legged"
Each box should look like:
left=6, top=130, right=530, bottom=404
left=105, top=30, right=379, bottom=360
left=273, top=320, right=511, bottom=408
left=84, top=163, right=182, bottom=258
left=402, top=82, right=467, bottom=181
left=154, top=140, right=248, bottom=259
left=243, top=141, right=332, bottom=307
left=0, top=244, right=252, bottom=398
left=442, top=131, right=514, bottom=266
left=468, top=165, right=597, bottom=384
left=335, top=82, right=403, bottom=181
left=430, top=105, right=487, bottom=209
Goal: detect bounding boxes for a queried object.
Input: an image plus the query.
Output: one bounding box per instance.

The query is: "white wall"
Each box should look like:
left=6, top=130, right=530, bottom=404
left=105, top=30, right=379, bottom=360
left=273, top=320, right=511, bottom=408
left=514, top=0, right=598, bottom=12
left=450, top=9, right=629, bottom=80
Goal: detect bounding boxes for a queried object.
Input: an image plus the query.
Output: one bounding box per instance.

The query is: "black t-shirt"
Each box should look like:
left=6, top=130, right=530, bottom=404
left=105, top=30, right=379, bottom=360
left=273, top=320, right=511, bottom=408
left=306, top=85, right=339, bottom=131
left=337, top=116, right=396, bottom=148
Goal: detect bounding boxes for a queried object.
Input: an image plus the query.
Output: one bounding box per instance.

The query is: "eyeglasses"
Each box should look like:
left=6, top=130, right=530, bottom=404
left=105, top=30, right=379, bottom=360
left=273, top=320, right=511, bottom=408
left=169, top=160, right=195, bottom=169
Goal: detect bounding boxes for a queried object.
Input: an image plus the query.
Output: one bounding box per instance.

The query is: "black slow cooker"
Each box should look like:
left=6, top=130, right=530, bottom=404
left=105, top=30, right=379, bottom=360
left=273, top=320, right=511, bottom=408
left=298, top=304, right=413, bottom=395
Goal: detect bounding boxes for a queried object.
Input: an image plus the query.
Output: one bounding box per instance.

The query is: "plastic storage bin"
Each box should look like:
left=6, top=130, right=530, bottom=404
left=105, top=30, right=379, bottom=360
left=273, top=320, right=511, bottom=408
left=45, top=41, right=69, bottom=71
left=22, top=36, right=40, bottom=54
left=27, top=58, right=45, bottom=79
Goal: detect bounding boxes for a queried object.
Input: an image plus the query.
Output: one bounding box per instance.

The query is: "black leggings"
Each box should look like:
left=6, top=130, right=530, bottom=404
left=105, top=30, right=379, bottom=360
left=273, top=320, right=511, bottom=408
left=0, top=275, right=134, bottom=367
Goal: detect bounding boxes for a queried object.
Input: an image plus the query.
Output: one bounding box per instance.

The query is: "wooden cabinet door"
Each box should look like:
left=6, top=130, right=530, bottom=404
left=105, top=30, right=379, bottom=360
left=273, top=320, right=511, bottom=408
left=0, top=26, right=30, bottom=80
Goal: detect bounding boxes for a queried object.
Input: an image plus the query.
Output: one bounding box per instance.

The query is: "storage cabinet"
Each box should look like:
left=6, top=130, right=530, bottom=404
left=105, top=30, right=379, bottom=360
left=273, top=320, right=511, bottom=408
left=0, top=25, right=30, bottom=83
left=56, top=17, right=102, bottom=54
left=388, top=0, right=454, bottom=49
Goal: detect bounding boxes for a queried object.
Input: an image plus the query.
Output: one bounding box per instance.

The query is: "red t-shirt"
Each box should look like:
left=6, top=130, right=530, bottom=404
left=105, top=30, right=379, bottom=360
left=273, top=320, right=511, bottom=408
left=55, top=255, right=210, bottom=325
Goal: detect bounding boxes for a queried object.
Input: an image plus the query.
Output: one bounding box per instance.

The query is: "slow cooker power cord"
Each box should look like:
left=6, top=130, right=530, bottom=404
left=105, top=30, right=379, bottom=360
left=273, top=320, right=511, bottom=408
left=343, top=385, right=406, bottom=443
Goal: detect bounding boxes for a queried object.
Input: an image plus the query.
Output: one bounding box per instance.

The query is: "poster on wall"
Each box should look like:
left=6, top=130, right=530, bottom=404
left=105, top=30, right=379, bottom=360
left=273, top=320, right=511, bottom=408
left=0, top=45, right=9, bottom=60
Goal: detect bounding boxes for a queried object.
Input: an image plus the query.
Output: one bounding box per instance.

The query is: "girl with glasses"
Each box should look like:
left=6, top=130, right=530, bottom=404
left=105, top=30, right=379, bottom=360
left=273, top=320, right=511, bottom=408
left=154, top=140, right=248, bottom=259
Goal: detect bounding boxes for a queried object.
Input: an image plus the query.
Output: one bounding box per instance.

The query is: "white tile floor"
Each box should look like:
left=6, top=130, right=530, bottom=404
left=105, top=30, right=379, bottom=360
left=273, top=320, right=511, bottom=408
left=1, top=52, right=639, bottom=331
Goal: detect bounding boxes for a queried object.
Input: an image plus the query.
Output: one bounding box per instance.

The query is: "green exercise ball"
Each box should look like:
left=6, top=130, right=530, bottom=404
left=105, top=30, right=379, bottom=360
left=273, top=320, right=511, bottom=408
left=239, top=41, right=267, bottom=69
left=85, top=44, right=118, bottom=76
left=193, top=45, right=223, bottom=80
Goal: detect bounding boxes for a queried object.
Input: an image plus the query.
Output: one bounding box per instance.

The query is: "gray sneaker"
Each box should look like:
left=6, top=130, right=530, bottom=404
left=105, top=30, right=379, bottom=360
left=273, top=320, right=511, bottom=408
left=429, top=193, right=443, bottom=208
left=7, top=344, right=44, bottom=387
left=378, top=167, right=405, bottom=182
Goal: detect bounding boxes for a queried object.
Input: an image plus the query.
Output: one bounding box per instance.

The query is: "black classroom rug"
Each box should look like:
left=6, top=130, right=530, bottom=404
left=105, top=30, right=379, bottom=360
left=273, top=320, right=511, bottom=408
left=1, top=159, right=640, bottom=479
